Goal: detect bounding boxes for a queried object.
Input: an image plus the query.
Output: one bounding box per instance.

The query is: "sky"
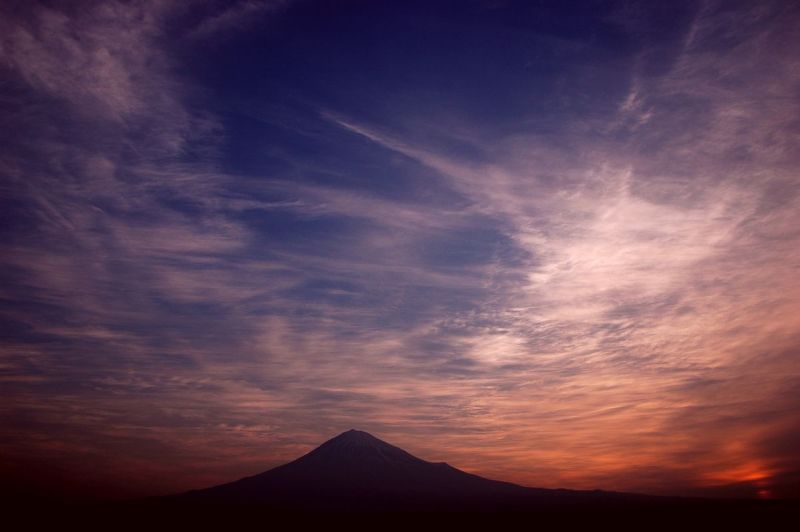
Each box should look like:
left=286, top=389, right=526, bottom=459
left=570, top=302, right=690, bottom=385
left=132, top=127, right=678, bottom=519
left=1, top=0, right=799, bottom=501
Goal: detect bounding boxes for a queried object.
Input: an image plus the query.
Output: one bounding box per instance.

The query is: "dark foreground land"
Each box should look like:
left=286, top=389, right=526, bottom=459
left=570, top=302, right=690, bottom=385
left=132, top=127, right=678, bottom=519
left=10, top=496, right=799, bottom=531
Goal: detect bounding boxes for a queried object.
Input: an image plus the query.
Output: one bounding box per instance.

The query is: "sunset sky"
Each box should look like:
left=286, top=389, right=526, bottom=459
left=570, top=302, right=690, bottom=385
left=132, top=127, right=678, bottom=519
left=1, top=0, right=799, bottom=501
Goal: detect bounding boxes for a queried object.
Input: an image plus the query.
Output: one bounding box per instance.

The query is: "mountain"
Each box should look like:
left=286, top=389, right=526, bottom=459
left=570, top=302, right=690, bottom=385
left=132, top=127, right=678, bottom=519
left=172, top=429, right=642, bottom=512
left=13, top=430, right=796, bottom=529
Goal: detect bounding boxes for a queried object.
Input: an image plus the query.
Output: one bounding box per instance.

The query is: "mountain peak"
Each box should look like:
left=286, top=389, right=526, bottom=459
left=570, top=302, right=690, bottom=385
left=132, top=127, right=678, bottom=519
left=307, top=429, right=415, bottom=464
left=328, top=429, right=382, bottom=444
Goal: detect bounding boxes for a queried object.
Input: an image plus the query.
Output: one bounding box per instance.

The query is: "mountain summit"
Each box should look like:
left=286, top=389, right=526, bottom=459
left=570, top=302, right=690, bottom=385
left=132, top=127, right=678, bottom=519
left=305, top=429, right=418, bottom=462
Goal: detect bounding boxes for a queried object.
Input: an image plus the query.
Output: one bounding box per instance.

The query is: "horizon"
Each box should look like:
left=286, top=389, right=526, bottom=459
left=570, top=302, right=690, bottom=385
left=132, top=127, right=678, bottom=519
left=14, top=427, right=785, bottom=502
left=1, top=0, right=799, bottom=503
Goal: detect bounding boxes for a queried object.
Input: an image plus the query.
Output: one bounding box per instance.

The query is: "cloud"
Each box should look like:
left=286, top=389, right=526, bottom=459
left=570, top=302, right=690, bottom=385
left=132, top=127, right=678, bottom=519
left=186, top=0, right=289, bottom=40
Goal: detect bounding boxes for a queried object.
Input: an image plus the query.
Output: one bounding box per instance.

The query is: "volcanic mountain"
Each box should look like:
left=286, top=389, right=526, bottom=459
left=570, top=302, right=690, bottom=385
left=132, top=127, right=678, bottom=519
left=173, top=429, right=639, bottom=511
left=14, top=429, right=795, bottom=528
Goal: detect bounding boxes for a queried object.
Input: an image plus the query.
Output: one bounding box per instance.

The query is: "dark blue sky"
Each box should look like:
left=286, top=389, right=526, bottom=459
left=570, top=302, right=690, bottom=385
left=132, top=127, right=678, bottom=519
left=1, top=0, right=799, bottom=500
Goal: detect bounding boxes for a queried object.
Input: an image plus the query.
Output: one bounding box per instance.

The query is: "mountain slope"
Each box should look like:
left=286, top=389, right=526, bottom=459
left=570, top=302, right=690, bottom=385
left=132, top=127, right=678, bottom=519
left=174, top=429, right=636, bottom=511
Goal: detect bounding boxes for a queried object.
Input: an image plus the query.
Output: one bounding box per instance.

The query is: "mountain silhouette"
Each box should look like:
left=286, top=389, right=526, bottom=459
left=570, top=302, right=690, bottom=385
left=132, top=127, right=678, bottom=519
left=14, top=429, right=794, bottom=529
left=173, top=429, right=642, bottom=511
